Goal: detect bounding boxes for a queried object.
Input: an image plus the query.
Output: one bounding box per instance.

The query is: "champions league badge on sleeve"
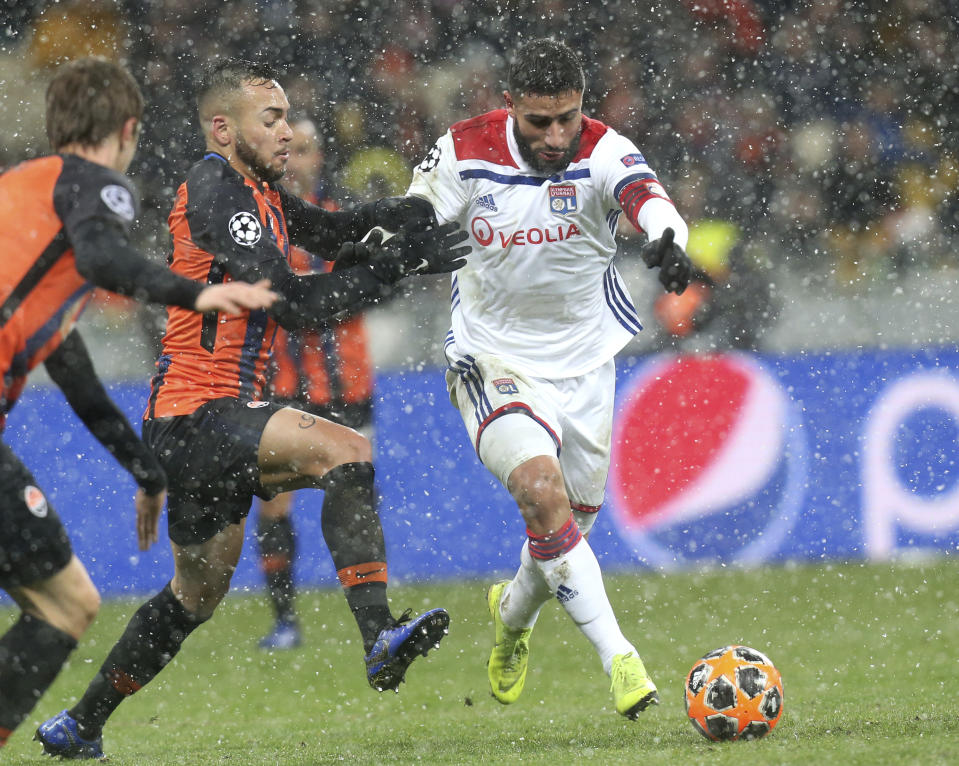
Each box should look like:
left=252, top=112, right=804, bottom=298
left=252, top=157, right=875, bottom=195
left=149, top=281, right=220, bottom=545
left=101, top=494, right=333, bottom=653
left=620, top=153, right=646, bottom=167
left=548, top=184, right=578, bottom=215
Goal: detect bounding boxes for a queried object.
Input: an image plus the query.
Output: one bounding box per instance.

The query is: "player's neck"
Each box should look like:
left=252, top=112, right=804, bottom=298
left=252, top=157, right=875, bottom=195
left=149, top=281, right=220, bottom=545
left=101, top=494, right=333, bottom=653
left=57, top=138, right=123, bottom=173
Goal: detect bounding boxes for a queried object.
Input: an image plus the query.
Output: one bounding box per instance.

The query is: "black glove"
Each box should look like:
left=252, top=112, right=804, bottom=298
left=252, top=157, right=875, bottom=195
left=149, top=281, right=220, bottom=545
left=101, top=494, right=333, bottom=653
left=639, top=227, right=692, bottom=294
left=367, top=221, right=471, bottom=282
left=372, top=196, right=436, bottom=232
left=332, top=240, right=376, bottom=272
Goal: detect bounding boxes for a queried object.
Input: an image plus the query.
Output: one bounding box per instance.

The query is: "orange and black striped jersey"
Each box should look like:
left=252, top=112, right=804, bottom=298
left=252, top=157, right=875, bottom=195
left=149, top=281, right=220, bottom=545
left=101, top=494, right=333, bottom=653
left=0, top=155, right=138, bottom=422
left=269, top=195, right=374, bottom=424
left=146, top=153, right=388, bottom=420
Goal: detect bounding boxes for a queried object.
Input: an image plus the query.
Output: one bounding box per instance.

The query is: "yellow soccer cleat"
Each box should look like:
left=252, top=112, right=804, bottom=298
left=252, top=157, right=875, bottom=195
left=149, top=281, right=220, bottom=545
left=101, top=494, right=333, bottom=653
left=486, top=580, right=533, bottom=704
left=610, top=652, right=660, bottom=719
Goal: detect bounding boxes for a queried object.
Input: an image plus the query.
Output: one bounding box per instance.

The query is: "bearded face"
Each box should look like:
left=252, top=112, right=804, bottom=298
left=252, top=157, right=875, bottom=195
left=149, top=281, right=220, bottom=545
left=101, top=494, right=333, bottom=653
left=235, top=128, right=287, bottom=184
left=507, top=90, right=584, bottom=175
left=513, top=119, right=582, bottom=174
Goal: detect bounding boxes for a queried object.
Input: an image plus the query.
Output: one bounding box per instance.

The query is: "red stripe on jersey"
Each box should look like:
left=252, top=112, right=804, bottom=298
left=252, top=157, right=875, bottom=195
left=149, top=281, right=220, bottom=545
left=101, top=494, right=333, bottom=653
left=451, top=110, right=517, bottom=166
left=450, top=111, right=610, bottom=166
left=571, top=115, right=610, bottom=162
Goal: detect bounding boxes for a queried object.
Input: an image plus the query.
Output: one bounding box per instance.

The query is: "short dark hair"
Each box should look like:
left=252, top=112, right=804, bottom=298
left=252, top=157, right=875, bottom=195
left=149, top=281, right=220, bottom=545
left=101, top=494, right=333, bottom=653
left=45, top=58, right=144, bottom=151
left=507, top=38, right=585, bottom=98
left=197, top=59, right=283, bottom=120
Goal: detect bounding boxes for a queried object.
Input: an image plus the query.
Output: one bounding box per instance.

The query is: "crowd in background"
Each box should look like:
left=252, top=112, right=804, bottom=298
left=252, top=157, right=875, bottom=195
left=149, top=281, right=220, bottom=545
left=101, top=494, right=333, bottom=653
left=0, top=0, right=957, bottom=368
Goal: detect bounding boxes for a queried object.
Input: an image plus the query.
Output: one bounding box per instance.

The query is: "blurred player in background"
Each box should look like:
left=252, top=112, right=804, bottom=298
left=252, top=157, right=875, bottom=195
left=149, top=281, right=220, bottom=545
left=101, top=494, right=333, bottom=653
left=255, top=117, right=377, bottom=650
left=651, top=219, right=778, bottom=351
left=405, top=38, right=692, bottom=718
left=0, top=57, right=277, bottom=750
left=37, top=59, right=469, bottom=759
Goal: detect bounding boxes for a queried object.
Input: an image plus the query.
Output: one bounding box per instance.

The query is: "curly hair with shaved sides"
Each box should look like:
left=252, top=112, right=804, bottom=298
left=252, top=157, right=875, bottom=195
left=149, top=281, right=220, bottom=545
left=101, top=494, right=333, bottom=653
left=507, top=38, right=585, bottom=98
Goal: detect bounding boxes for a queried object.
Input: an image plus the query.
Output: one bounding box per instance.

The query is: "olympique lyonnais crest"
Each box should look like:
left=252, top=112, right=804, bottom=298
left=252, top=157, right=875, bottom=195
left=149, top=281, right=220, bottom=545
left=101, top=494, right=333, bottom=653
left=493, top=377, right=519, bottom=395
left=548, top=184, right=578, bottom=215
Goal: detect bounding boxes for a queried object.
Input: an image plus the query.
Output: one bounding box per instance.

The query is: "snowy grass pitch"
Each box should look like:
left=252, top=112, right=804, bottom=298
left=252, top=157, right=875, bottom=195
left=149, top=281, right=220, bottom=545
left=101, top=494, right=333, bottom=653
left=4, top=557, right=957, bottom=764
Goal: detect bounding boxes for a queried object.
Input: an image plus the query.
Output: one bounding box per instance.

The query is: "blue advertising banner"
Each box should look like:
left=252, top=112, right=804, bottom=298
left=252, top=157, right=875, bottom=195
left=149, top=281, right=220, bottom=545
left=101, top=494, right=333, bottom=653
left=4, top=348, right=958, bottom=597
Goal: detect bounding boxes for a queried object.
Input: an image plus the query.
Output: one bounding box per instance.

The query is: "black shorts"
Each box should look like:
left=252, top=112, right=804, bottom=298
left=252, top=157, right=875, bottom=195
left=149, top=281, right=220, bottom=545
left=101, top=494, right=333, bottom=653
left=0, top=441, right=72, bottom=588
left=142, top=398, right=285, bottom=546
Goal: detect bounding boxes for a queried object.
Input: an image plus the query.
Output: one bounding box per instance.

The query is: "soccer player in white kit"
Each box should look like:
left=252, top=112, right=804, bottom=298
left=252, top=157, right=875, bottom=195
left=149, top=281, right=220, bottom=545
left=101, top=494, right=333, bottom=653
left=406, top=37, right=693, bottom=718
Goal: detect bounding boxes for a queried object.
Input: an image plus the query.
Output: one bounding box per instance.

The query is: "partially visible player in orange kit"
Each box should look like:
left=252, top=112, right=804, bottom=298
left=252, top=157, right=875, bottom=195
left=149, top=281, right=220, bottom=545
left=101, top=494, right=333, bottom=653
left=254, top=116, right=378, bottom=650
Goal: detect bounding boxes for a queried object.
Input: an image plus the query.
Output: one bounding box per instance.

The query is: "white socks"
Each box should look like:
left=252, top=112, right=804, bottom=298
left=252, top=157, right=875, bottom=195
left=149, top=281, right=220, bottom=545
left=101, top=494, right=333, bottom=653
left=502, top=537, right=636, bottom=675
left=499, top=541, right=552, bottom=629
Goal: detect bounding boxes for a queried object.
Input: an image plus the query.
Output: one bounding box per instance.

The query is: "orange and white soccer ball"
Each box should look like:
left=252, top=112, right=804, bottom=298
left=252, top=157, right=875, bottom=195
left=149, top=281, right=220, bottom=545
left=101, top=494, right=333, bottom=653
left=684, top=645, right=784, bottom=741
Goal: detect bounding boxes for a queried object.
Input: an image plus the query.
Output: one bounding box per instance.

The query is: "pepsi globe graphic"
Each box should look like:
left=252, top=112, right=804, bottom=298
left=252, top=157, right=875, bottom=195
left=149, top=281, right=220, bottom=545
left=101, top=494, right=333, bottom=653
left=609, top=353, right=807, bottom=568
left=684, top=645, right=784, bottom=742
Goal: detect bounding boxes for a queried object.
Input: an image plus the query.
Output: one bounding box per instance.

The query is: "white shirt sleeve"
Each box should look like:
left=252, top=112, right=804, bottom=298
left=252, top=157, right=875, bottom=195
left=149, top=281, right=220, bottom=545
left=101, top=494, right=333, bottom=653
left=406, top=131, right=469, bottom=225
left=592, top=129, right=689, bottom=249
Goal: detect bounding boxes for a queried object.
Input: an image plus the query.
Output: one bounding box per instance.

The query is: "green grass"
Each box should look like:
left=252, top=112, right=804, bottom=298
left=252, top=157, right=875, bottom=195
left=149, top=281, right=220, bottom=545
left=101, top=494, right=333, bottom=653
left=3, top=557, right=958, bottom=764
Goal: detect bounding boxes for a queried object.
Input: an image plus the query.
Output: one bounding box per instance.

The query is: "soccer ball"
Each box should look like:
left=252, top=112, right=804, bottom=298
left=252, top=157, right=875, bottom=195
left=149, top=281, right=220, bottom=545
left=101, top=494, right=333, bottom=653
left=684, top=645, right=784, bottom=741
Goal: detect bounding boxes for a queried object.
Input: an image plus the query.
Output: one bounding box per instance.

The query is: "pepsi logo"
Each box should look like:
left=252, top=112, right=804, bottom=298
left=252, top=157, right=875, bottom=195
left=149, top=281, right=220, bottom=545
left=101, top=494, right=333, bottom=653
left=862, top=371, right=959, bottom=557
left=609, top=353, right=807, bottom=567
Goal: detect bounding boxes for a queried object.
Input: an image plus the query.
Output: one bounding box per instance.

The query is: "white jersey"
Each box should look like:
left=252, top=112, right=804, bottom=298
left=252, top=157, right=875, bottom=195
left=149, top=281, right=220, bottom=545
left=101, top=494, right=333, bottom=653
left=408, top=109, right=687, bottom=379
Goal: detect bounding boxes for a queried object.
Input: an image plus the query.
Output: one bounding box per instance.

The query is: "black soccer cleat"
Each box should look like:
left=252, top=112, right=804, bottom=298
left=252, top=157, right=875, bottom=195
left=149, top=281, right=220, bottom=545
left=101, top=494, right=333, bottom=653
left=365, top=607, right=450, bottom=692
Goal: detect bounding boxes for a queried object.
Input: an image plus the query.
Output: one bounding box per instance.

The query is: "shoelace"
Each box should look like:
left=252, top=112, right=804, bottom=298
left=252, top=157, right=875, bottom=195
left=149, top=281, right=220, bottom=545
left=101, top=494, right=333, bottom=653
left=388, top=608, right=413, bottom=629
left=613, top=653, right=643, bottom=688
left=503, top=639, right=528, bottom=673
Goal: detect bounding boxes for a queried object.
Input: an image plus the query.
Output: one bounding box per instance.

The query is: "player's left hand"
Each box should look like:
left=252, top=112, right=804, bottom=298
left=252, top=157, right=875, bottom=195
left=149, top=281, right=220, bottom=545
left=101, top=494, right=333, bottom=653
left=135, top=487, right=165, bottom=550
left=373, top=196, right=436, bottom=232
left=639, top=227, right=693, bottom=294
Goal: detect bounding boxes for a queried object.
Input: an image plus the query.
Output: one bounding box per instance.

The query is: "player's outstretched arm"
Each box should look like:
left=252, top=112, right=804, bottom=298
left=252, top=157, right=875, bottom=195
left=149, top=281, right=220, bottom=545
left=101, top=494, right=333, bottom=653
left=280, top=191, right=437, bottom=255
left=43, top=330, right=168, bottom=550
left=247, top=221, right=470, bottom=331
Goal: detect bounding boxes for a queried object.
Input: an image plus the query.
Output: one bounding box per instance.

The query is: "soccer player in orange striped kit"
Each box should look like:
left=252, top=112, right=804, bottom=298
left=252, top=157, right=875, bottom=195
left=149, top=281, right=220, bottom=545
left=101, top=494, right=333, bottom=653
left=37, top=59, right=469, bottom=759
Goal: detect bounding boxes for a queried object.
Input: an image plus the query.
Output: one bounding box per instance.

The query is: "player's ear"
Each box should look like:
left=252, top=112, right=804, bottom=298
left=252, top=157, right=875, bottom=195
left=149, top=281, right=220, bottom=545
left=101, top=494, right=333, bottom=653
left=503, top=90, right=514, bottom=114
left=120, top=117, right=139, bottom=146
left=210, top=115, right=232, bottom=148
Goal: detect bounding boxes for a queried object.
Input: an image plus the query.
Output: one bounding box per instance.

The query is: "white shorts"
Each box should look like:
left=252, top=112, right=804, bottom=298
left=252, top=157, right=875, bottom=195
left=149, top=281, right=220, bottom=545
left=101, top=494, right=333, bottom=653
left=445, top=351, right=615, bottom=510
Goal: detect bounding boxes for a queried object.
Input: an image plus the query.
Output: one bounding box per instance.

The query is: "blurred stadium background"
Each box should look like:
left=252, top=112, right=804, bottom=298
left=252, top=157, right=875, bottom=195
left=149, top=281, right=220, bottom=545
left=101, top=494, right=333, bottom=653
left=1, top=0, right=958, bottom=591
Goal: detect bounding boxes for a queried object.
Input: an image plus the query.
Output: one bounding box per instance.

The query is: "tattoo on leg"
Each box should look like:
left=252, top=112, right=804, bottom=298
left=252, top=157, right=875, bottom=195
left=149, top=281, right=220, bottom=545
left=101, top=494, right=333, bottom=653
left=298, top=413, right=316, bottom=429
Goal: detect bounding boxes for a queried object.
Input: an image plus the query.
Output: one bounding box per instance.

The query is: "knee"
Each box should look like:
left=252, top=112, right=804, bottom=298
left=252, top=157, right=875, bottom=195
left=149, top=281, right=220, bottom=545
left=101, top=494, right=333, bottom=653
left=78, top=584, right=101, bottom=628
left=55, top=581, right=100, bottom=639
left=332, top=430, right=373, bottom=469
left=172, top=583, right=225, bottom=622
left=508, top=460, right=569, bottom=530
left=171, top=571, right=233, bottom=621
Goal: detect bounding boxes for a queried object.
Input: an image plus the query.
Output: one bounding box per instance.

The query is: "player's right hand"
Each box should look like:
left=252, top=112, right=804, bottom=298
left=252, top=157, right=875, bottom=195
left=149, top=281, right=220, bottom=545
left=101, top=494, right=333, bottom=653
left=370, top=221, right=471, bottom=280
left=134, top=487, right=165, bottom=551
left=194, top=279, right=279, bottom=314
